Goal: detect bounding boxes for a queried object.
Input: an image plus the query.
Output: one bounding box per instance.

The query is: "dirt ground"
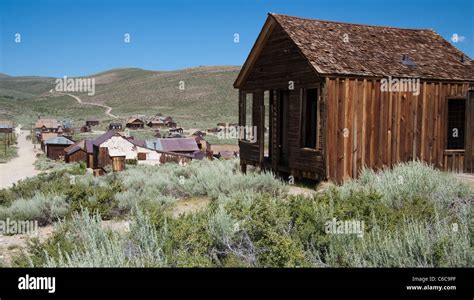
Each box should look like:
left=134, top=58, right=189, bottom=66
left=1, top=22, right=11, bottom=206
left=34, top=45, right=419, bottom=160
left=456, top=173, right=474, bottom=190
left=0, top=128, right=40, bottom=189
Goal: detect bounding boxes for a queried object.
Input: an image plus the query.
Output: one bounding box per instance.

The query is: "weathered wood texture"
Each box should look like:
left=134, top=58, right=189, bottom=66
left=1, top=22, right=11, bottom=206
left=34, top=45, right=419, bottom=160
left=111, top=156, right=125, bottom=172
left=326, top=78, right=472, bottom=183
left=466, top=91, right=474, bottom=173
left=239, top=24, right=325, bottom=179
left=46, top=144, right=68, bottom=160
left=65, top=149, right=87, bottom=163
left=237, top=14, right=474, bottom=184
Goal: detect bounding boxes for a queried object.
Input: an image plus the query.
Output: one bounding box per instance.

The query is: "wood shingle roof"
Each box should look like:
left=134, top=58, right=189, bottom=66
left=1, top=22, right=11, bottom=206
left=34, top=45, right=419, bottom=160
left=235, top=13, right=474, bottom=86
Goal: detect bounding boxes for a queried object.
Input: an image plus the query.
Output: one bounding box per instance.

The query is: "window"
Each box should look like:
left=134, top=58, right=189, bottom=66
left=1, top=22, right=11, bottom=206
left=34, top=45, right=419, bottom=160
left=264, top=90, right=271, bottom=157
left=241, top=92, right=254, bottom=141
left=447, top=99, right=466, bottom=149
left=245, top=93, right=253, bottom=128
left=301, top=88, right=318, bottom=149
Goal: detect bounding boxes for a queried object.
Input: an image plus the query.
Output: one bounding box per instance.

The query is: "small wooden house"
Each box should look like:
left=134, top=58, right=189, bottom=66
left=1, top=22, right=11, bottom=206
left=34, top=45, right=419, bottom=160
left=64, top=140, right=87, bottom=163
left=44, top=136, right=75, bottom=160
left=126, top=117, right=145, bottom=129
left=86, top=119, right=100, bottom=127
left=147, top=118, right=166, bottom=128
left=235, top=13, right=474, bottom=183
left=92, top=131, right=152, bottom=170
left=35, top=118, right=59, bottom=133
left=109, top=122, right=123, bottom=130
left=40, top=132, right=58, bottom=150
left=61, top=120, right=74, bottom=134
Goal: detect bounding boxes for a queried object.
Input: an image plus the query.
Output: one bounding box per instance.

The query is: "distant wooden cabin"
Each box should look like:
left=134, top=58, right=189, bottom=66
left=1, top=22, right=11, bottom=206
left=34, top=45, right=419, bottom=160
left=35, top=118, right=59, bottom=133
left=44, top=136, right=75, bottom=160
left=109, top=122, right=123, bottom=130
left=61, top=120, right=74, bottom=134
left=126, top=117, right=145, bottom=129
left=169, top=127, right=184, bottom=134
left=92, top=131, right=151, bottom=170
left=0, top=120, right=14, bottom=134
left=86, top=119, right=100, bottom=127
left=64, top=140, right=87, bottom=163
left=235, top=13, right=474, bottom=183
left=147, top=118, right=166, bottom=128
left=40, top=132, right=58, bottom=150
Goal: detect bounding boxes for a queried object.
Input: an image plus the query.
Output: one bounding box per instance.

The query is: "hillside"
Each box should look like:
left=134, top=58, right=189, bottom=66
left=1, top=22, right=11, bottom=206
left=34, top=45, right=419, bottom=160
left=0, top=66, right=240, bottom=129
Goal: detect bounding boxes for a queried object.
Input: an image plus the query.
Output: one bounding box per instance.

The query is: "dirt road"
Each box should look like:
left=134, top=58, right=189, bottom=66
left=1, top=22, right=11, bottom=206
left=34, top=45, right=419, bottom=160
left=0, top=128, right=40, bottom=189
left=49, top=89, right=118, bottom=119
left=65, top=93, right=118, bottom=119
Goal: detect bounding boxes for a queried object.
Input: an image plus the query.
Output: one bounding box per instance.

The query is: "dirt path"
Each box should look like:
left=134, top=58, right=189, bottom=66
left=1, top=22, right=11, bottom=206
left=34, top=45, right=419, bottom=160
left=49, top=89, right=118, bottom=119
left=0, top=128, right=40, bottom=189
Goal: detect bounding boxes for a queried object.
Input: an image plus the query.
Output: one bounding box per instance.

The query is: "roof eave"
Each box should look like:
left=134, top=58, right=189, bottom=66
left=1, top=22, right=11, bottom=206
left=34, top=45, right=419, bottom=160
left=234, top=15, right=277, bottom=88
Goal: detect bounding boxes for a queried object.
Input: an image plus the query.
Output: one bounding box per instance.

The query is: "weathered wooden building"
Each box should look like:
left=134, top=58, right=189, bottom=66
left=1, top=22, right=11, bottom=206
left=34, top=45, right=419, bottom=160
left=126, top=117, right=145, bottom=129
left=86, top=119, right=100, bottom=127
left=35, top=118, right=59, bottom=133
left=64, top=140, right=87, bottom=163
left=44, top=136, right=75, bottom=160
left=109, top=122, right=123, bottom=130
left=235, top=13, right=474, bottom=183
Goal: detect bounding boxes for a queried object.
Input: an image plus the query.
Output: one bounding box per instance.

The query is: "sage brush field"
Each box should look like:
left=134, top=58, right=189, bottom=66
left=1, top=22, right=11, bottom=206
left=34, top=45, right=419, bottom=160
left=1, top=160, right=472, bottom=267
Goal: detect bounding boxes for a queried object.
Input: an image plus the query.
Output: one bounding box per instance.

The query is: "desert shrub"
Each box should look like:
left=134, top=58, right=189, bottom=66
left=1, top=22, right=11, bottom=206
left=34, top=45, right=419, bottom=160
left=34, top=154, right=64, bottom=171
left=0, top=193, right=69, bottom=225
left=163, top=211, right=215, bottom=267
left=338, top=161, right=471, bottom=210
left=40, top=209, right=167, bottom=267
left=9, top=159, right=472, bottom=268
left=114, top=159, right=286, bottom=213
left=67, top=180, right=122, bottom=220
left=313, top=216, right=471, bottom=267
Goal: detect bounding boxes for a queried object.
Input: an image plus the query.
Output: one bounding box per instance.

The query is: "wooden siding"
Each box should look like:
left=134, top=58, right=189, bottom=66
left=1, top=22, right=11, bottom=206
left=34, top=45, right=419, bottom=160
left=65, top=149, right=87, bottom=163
left=466, top=90, right=474, bottom=173
left=326, top=78, right=472, bottom=183
left=111, top=156, right=125, bottom=172
left=239, top=24, right=325, bottom=179
left=46, top=144, right=68, bottom=160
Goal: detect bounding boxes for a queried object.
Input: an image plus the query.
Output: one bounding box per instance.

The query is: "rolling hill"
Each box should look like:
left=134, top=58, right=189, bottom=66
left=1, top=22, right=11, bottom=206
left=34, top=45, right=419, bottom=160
left=0, top=66, right=241, bottom=129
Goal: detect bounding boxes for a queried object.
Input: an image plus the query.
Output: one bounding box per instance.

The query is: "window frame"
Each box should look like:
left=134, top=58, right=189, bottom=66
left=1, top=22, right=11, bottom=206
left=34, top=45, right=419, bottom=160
left=446, top=97, right=467, bottom=150
left=299, top=85, right=321, bottom=151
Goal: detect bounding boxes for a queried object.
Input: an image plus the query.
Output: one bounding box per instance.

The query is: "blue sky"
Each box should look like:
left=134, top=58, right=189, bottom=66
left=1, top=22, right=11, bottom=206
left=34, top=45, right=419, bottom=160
left=0, top=0, right=472, bottom=77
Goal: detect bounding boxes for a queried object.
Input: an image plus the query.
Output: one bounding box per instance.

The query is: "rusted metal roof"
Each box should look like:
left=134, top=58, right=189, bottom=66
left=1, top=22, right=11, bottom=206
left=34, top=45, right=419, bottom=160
left=126, top=137, right=146, bottom=147
left=92, top=130, right=120, bottom=146
left=85, top=140, right=93, bottom=153
left=146, top=138, right=199, bottom=152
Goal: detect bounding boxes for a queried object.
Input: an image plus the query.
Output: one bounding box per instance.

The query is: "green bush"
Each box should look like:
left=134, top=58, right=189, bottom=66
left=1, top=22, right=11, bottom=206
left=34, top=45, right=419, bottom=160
left=9, top=160, right=473, bottom=268
left=0, top=193, right=69, bottom=226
